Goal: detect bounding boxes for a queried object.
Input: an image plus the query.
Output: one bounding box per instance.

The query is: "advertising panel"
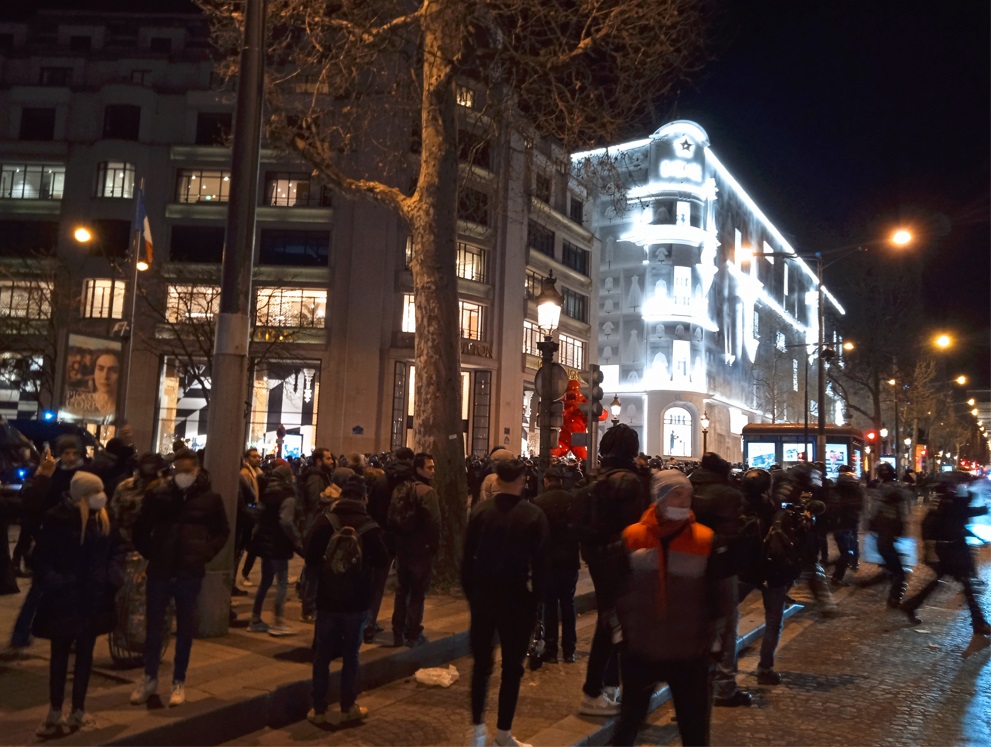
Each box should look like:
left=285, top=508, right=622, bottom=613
left=746, top=442, right=776, bottom=470
left=63, top=334, right=122, bottom=423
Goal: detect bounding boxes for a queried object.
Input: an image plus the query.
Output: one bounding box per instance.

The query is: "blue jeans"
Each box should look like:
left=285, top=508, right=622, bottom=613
left=712, top=576, right=740, bottom=699
left=145, top=575, right=203, bottom=684
left=252, top=557, right=289, bottom=620
left=740, top=579, right=790, bottom=671
left=311, top=610, right=368, bottom=713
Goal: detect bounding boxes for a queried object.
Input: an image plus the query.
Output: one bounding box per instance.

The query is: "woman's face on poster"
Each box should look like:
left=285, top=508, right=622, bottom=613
left=93, top=353, right=119, bottom=395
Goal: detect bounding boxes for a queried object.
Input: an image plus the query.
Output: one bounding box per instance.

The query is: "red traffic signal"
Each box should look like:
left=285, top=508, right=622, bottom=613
left=866, top=431, right=877, bottom=441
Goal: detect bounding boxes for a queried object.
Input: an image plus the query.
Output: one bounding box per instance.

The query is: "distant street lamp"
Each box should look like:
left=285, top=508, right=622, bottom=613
left=535, top=272, right=563, bottom=485
left=934, top=334, right=952, bottom=349
left=609, top=395, right=622, bottom=426
left=700, top=410, right=711, bottom=454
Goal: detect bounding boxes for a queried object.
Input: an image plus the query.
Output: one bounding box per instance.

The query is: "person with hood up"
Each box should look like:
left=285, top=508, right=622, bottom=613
left=248, top=458, right=304, bottom=636
left=612, top=469, right=720, bottom=747
left=33, top=471, right=125, bottom=736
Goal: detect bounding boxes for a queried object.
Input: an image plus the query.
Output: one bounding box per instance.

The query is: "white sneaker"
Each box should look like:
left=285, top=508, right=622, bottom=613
left=168, top=682, right=185, bottom=707
left=65, top=709, right=96, bottom=730
left=578, top=692, right=621, bottom=716
left=36, top=707, right=63, bottom=737
left=241, top=576, right=254, bottom=587
left=268, top=620, right=297, bottom=637
left=130, top=674, right=158, bottom=705
left=470, top=724, right=486, bottom=747
left=493, top=730, right=532, bottom=747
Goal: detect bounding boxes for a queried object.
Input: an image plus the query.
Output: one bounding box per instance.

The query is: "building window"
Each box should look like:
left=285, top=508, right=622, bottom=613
left=263, top=172, right=331, bottom=207
left=404, top=236, right=414, bottom=268
left=456, top=85, right=475, bottom=109
left=534, top=173, right=551, bottom=203
left=753, top=309, right=760, bottom=339
left=456, top=242, right=488, bottom=283
left=130, top=69, right=151, bottom=85
left=522, top=320, right=541, bottom=356
left=255, top=287, right=327, bottom=328
left=0, top=164, right=65, bottom=200
left=663, top=406, right=692, bottom=457
left=95, top=161, right=135, bottom=199
left=459, top=300, right=484, bottom=340
left=776, top=331, right=786, bottom=351
left=524, top=269, right=543, bottom=301
left=0, top=280, right=53, bottom=319
left=258, top=229, right=329, bottom=267
left=175, top=169, right=231, bottom=203
left=19, top=108, right=55, bottom=141
left=558, top=333, right=585, bottom=370
left=401, top=294, right=416, bottom=333
left=458, top=130, right=491, bottom=169
left=562, top=288, right=588, bottom=323
left=169, top=225, right=224, bottom=263
left=103, top=104, right=141, bottom=140
left=793, top=359, right=799, bottom=392
left=0, top=220, right=59, bottom=257
left=81, top=278, right=126, bottom=319
left=569, top=196, right=584, bottom=226
left=195, top=112, right=232, bottom=146
left=676, top=200, right=691, bottom=226
left=561, top=241, right=589, bottom=276
left=527, top=221, right=554, bottom=259
left=39, top=67, right=72, bottom=86
left=149, top=37, right=172, bottom=53
left=673, top=339, right=690, bottom=381
left=166, top=284, right=220, bottom=323
left=69, top=35, right=92, bottom=52
left=458, top=187, right=489, bottom=226
left=673, top=265, right=691, bottom=307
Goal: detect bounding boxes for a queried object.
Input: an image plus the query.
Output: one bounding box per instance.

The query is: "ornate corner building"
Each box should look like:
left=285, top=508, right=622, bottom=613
left=576, top=121, right=847, bottom=461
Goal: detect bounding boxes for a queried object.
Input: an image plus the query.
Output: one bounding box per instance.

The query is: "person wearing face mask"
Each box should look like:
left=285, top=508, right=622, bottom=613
left=9, top=435, right=91, bottom=650
left=612, top=469, right=721, bottom=747
left=32, top=471, right=125, bottom=736
left=130, top=449, right=229, bottom=709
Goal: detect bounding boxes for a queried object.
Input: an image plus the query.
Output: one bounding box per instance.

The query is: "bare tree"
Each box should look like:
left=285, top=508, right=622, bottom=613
left=198, top=0, right=711, bottom=581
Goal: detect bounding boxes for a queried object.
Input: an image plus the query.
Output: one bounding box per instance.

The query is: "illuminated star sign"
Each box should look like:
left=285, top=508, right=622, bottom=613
left=677, top=138, right=695, bottom=157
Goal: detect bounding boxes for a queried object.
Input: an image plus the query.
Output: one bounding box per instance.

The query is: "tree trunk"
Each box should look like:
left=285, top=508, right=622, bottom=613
left=409, top=1, right=468, bottom=588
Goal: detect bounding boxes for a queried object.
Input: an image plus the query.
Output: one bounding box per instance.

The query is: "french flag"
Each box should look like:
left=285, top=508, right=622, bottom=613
left=133, top=186, right=154, bottom=266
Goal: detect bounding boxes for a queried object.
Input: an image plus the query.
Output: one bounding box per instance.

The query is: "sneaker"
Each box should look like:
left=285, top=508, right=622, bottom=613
left=36, top=707, right=63, bottom=737
left=756, top=669, right=782, bottom=686
left=563, top=652, right=577, bottom=664
left=247, top=619, right=270, bottom=633
left=493, top=731, right=532, bottom=747
left=578, top=693, right=621, bottom=716
left=241, top=576, right=254, bottom=587
left=405, top=633, right=429, bottom=648
left=130, top=674, right=158, bottom=705
left=602, top=685, right=621, bottom=704
left=470, top=724, right=487, bottom=747
left=268, top=620, right=297, bottom=637
left=306, top=708, right=326, bottom=725
left=168, top=682, right=185, bottom=707
left=714, top=690, right=753, bottom=707
left=65, top=709, right=96, bottom=730
left=230, top=586, right=248, bottom=597
left=337, top=703, right=368, bottom=724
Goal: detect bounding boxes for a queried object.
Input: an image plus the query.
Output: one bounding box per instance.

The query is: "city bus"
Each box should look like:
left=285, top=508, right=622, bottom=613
left=742, top=423, right=866, bottom=480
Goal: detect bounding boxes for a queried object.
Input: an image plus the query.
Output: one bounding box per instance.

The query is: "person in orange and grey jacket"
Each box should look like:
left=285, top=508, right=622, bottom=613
left=612, top=469, right=722, bottom=747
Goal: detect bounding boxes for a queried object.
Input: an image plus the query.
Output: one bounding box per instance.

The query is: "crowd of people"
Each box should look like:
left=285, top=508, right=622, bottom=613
left=3, top=425, right=988, bottom=745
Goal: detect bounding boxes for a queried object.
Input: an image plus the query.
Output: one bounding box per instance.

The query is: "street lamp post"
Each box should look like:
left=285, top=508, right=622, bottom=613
left=535, top=273, right=563, bottom=487
left=610, top=394, right=622, bottom=426
left=887, top=378, right=901, bottom=474
left=700, top=410, right=710, bottom=454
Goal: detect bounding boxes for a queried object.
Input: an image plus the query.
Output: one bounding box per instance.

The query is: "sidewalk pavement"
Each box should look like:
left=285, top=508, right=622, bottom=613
left=0, top=550, right=596, bottom=747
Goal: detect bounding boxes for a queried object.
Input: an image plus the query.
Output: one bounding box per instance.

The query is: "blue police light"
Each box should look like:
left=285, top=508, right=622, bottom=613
left=16, top=468, right=29, bottom=481
left=42, top=410, right=56, bottom=421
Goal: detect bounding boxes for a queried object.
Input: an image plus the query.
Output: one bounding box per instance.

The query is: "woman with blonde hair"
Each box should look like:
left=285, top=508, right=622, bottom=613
left=32, top=471, right=125, bottom=736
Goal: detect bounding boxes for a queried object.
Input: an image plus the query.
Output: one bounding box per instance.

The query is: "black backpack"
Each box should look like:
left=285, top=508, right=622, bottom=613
left=322, top=514, right=374, bottom=590
left=387, top=480, right=420, bottom=534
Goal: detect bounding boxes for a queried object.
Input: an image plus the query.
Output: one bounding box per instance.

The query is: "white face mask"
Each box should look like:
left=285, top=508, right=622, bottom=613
left=87, top=492, right=107, bottom=511
left=662, top=506, right=691, bottom=521
left=174, top=472, right=196, bottom=490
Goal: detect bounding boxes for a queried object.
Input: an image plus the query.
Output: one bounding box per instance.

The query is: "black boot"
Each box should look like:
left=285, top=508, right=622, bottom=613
left=961, top=578, right=990, bottom=636
left=887, top=582, right=908, bottom=609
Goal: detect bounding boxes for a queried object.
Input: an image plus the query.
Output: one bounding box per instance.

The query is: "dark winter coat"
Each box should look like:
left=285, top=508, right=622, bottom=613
left=32, top=501, right=125, bottom=640
left=304, top=497, right=389, bottom=613
left=832, top=473, right=865, bottom=531
left=870, top=480, right=911, bottom=537
left=928, top=496, right=987, bottom=577
left=462, top=492, right=549, bottom=603
left=252, top=475, right=302, bottom=560
left=133, top=471, right=229, bottom=579
left=533, top=487, right=581, bottom=572
left=689, top=466, right=746, bottom=578
left=393, top=475, right=442, bottom=560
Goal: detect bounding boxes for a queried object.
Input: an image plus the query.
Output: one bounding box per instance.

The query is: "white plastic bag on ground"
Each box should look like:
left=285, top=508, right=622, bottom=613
left=414, top=665, right=460, bottom=687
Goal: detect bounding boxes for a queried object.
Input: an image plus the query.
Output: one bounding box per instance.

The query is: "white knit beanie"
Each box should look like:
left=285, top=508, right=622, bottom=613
left=70, top=471, right=104, bottom=501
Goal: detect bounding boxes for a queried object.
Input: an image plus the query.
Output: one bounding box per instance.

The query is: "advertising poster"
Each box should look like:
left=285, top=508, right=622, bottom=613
left=746, top=442, right=776, bottom=470
left=824, top=443, right=849, bottom=480
left=64, top=334, right=122, bottom=422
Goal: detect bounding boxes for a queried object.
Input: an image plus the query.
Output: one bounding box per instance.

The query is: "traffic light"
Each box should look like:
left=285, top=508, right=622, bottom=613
left=866, top=430, right=877, bottom=443
left=586, top=363, right=604, bottom=419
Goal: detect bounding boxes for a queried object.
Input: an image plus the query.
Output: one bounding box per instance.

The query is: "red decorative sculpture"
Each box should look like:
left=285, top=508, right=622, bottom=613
left=549, top=379, right=606, bottom=460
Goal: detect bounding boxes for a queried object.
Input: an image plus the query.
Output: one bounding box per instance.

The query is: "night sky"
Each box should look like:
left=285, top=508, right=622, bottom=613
left=7, top=0, right=990, bottom=385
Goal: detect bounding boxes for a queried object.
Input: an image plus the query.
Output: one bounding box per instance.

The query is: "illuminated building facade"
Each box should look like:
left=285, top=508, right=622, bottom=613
left=576, top=121, right=844, bottom=462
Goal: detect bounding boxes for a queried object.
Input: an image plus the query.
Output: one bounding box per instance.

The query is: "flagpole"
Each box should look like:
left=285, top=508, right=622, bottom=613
left=120, top=177, right=144, bottom=426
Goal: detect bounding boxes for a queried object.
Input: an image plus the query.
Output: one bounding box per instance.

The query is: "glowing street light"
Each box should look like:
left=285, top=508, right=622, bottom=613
left=73, top=226, right=93, bottom=243
left=892, top=229, right=912, bottom=246
left=935, top=334, right=952, bottom=349
left=842, top=341, right=855, bottom=351
left=955, top=375, right=967, bottom=385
